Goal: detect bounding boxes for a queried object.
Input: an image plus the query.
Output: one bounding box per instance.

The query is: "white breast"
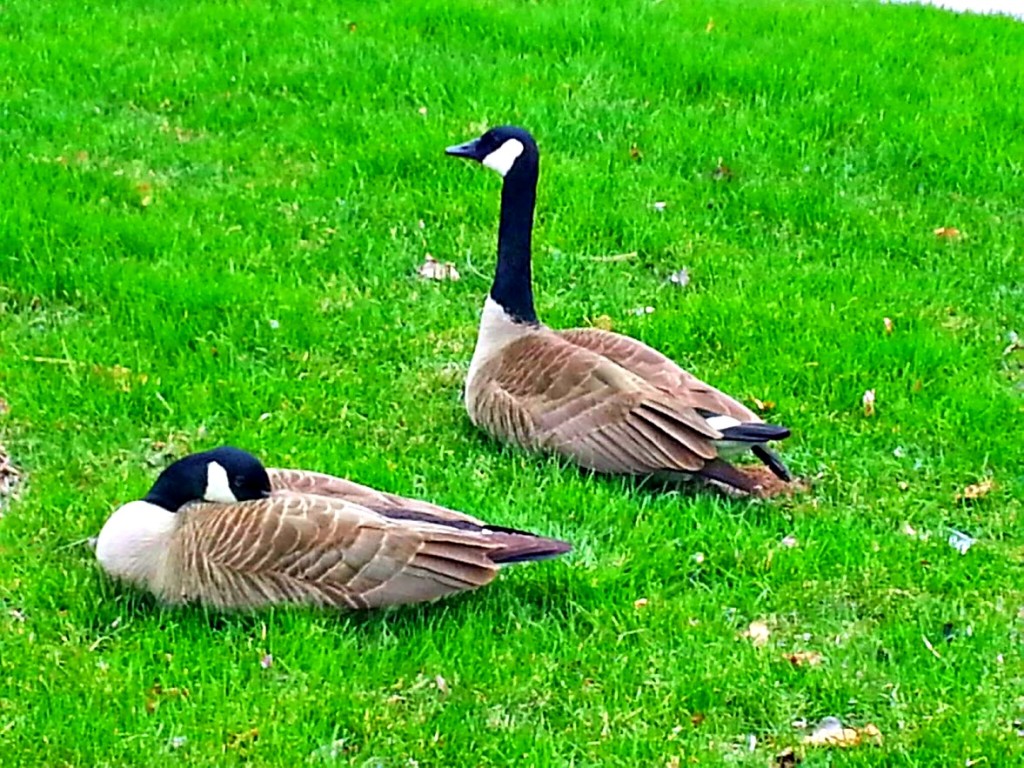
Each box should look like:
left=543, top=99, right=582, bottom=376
left=466, top=297, right=530, bottom=394
left=95, top=500, right=178, bottom=590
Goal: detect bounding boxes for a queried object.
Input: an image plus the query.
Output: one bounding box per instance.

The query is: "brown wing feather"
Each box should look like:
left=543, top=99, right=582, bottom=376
left=557, top=327, right=761, bottom=423
left=267, top=468, right=487, bottom=527
left=166, top=496, right=505, bottom=610
left=467, top=330, right=720, bottom=475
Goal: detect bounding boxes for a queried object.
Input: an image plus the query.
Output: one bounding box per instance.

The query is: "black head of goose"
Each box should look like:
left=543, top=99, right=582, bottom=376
left=446, top=125, right=793, bottom=496
left=95, top=446, right=571, bottom=611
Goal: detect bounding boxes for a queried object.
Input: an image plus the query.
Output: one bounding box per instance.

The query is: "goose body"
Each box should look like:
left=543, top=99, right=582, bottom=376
left=447, top=127, right=792, bottom=495
left=96, top=447, right=570, bottom=611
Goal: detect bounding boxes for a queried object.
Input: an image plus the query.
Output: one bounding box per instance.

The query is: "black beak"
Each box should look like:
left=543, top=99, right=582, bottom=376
left=445, top=138, right=481, bottom=160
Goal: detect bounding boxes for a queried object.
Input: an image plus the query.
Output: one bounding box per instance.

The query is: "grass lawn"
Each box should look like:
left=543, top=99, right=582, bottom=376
left=2, top=0, right=1023, bottom=764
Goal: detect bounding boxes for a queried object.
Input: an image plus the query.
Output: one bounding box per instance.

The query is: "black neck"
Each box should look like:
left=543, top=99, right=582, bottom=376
left=492, top=158, right=539, bottom=325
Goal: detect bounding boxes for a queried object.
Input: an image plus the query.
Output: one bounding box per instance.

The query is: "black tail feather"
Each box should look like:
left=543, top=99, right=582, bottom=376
left=719, top=422, right=791, bottom=443
left=751, top=445, right=792, bottom=482
left=487, top=532, right=572, bottom=565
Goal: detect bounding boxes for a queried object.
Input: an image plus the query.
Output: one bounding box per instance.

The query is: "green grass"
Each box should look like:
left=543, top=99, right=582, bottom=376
left=2, top=0, right=1023, bottom=764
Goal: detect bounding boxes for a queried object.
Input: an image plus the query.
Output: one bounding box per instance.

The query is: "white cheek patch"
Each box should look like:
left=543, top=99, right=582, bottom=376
left=204, top=461, right=237, bottom=503
left=482, top=139, right=525, bottom=177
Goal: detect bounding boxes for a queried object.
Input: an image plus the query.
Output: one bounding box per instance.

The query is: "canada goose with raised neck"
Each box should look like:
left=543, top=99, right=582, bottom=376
left=446, top=126, right=792, bottom=495
left=95, top=446, right=571, bottom=610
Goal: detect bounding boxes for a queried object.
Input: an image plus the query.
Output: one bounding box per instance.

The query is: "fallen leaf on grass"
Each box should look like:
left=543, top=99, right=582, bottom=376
left=136, top=181, right=153, bottom=208
left=711, top=158, right=733, bottom=181
left=226, top=728, right=259, bottom=753
left=862, top=389, right=876, bottom=417
left=666, top=267, right=690, bottom=287
left=883, top=317, right=893, bottom=334
left=633, top=598, right=649, bottom=609
left=629, top=144, right=643, bottom=162
left=744, top=620, right=770, bottom=648
left=751, top=396, right=776, bottom=412
left=803, top=717, right=882, bottom=748
left=145, top=682, right=189, bottom=714
left=783, top=650, right=823, bottom=667
left=417, top=255, right=460, bottom=282
left=775, top=747, right=802, bottom=766
left=956, top=478, right=995, bottom=502
left=933, top=226, right=960, bottom=239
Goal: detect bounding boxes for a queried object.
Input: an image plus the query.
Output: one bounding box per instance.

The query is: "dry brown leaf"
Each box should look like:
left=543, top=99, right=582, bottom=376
left=712, top=158, right=733, bottom=181
left=629, top=144, right=643, bottom=162
left=417, top=255, right=460, bottom=282
left=633, top=598, right=649, bottom=609
left=862, top=389, right=876, bottom=417
left=136, top=181, right=153, bottom=208
left=934, top=226, right=960, bottom=239
left=744, top=620, right=770, bottom=648
left=803, top=717, right=882, bottom=748
left=751, top=396, right=776, bottom=412
left=956, top=477, right=995, bottom=502
left=783, top=650, right=823, bottom=667
left=226, top=728, right=260, bottom=751
left=690, top=712, right=706, bottom=727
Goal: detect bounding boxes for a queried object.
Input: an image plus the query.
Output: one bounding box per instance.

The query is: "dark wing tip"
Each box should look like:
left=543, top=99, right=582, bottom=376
left=486, top=531, right=573, bottom=565
left=719, top=422, right=791, bottom=443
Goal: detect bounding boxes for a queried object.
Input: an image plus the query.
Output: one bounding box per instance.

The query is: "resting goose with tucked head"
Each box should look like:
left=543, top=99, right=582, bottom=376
left=95, top=446, right=570, bottom=611
left=446, top=126, right=792, bottom=495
